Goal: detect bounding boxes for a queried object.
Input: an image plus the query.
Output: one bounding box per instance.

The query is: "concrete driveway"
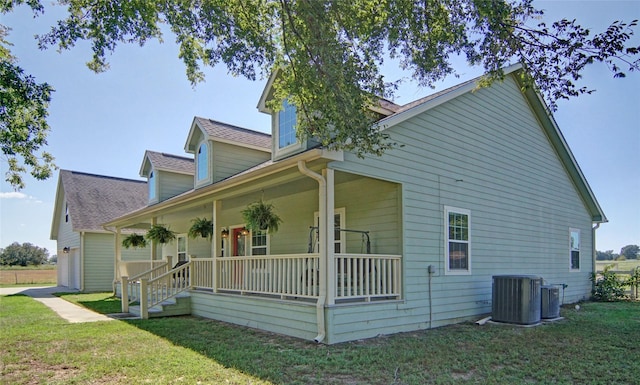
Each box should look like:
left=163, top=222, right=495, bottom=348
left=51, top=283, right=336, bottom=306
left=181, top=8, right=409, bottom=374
left=0, top=286, right=115, bottom=323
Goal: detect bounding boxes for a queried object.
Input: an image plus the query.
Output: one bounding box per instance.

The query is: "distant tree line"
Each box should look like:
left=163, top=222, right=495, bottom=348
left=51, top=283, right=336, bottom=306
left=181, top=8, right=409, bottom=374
left=596, top=244, right=639, bottom=261
left=0, top=242, right=50, bottom=266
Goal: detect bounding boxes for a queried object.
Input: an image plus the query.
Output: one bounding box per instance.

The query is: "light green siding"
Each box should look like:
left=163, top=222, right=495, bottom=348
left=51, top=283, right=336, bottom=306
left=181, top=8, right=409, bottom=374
left=158, top=170, right=192, bottom=201
left=84, top=233, right=151, bottom=291
left=190, top=292, right=318, bottom=340
left=212, top=142, right=270, bottom=183
left=328, top=75, right=595, bottom=341
left=83, top=233, right=115, bottom=292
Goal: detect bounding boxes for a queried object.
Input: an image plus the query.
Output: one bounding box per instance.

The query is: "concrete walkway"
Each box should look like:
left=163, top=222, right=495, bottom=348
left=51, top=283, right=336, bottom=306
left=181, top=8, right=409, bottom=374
left=0, top=286, right=114, bottom=323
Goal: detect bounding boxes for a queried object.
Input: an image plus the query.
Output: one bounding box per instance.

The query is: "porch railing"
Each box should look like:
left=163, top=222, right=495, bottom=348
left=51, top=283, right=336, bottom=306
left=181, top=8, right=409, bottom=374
left=335, top=254, right=402, bottom=302
left=121, top=253, right=402, bottom=316
left=122, top=261, right=191, bottom=318
left=121, top=261, right=170, bottom=312
left=216, top=254, right=321, bottom=299
left=118, top=260, right=168, bottom=281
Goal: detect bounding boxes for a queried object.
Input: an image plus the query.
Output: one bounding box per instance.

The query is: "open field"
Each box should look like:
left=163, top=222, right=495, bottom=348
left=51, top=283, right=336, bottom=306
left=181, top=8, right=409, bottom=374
left=0, top=266, right=57, bottom=285
left=1, top=292, right=639, bottom=385
left=596, top=259, right=640, bottom=272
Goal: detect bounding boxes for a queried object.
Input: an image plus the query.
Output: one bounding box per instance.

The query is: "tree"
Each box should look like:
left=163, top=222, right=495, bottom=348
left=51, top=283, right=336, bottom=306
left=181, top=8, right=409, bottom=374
left=0, top=242, right=49, bottom=266
left=0, top=25, right=56, bottom=190
left=1, top=0, right=639, bottom=161
left=596, top=250, right=617, bottom=261
left=620, top=244, right=639, bottom=260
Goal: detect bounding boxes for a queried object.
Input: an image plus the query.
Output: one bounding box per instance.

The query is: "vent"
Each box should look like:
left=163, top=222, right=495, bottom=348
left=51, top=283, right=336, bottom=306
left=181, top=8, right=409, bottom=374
left=541, top=285, right=560, bottom=319
left=492, top=275, right=542, bottom=325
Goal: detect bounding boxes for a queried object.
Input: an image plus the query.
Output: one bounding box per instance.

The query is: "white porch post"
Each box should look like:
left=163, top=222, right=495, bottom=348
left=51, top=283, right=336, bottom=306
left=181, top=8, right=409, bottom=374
left=324, top=169, right=336, bottom=305
left=114, top=227, right=122, bottom=293
left=212, top=200, right=220, bottom=293
left=151, top=217, right=158, bottom=261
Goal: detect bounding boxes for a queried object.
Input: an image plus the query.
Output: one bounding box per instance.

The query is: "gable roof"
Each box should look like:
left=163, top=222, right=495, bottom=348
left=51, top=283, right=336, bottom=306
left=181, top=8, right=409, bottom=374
left=184, top=117, right=272, bottom=154
left=51, top=170, right=148, bottom=237
left=378, top=63, right=606, bottom=223
left=139, top=150, right=194, bottom=177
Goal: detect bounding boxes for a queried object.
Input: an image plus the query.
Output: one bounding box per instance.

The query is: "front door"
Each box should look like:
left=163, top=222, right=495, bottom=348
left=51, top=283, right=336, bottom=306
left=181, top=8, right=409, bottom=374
left=232, top=228, right=247, bottom=256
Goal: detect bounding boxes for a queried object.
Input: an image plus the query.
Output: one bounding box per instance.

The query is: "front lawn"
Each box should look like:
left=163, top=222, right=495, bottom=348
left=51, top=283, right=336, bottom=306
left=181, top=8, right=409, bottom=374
left=1, top=292, right=638, bottom=384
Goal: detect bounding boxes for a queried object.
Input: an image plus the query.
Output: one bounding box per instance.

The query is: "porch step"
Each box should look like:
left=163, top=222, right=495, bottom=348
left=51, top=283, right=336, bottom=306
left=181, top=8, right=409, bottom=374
left=128, top=293, right=191, bottom=318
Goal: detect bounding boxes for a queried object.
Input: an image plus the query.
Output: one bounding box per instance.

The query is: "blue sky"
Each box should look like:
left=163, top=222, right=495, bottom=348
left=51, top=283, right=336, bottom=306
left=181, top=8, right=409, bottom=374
left=1, top=1, right=638, bottom=256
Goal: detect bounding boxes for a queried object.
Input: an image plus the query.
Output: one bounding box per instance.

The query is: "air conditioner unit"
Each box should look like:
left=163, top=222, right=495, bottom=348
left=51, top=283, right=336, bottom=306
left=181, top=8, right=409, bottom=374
left=492, top=275, right=542, bottom=325
left=541, top=285, right=560, bottom=319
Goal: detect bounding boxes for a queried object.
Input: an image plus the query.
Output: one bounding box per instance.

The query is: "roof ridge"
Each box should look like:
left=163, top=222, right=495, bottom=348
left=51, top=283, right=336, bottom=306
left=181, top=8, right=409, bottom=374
left=195, top=116, right=271, bottom=137
left=63, top=169, right=146, bottom=184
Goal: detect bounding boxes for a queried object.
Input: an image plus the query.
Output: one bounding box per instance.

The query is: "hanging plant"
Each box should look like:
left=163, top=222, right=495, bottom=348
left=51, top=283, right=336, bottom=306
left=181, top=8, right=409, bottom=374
left=145, top=224, right=176, bottom=244
left=188, top=217, right=214, bottom=239
left=122, top=233, right=147, bottom=249
left=241, top=200, right=282, bottom=233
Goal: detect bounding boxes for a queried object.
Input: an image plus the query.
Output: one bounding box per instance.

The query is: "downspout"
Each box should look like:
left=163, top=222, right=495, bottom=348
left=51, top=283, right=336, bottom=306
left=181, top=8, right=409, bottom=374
left=592, top=223, right=600, bottom=292
left=298, top=160, right=327, bottom=343
left=80, top=232, right=85, bottom=292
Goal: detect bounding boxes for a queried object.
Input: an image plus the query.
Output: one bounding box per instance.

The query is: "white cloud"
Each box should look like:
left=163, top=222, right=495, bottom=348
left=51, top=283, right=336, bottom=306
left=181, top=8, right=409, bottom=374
left=0, top=192, right=42, bottom=203
left=0, top=192, right=28, bottom=199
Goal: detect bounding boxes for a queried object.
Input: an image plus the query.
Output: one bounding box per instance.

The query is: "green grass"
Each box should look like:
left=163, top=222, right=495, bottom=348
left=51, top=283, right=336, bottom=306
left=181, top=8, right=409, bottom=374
left=55, top=292, right=123, bottom=314
left=1, top=293, right=639, bottom=385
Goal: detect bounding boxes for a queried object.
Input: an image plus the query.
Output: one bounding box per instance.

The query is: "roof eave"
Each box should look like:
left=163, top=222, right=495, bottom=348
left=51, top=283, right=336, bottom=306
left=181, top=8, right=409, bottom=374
left=104, top=148, right=343, bottom=228
left=514, top=74, right=608, bottom=224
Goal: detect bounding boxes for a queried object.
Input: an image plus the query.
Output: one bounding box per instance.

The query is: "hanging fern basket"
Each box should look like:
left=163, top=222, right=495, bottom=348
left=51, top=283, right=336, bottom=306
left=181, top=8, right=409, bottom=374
left=188, top=217, right=214, bottom=239
left=145, top=224, right=176, bottom=244
left=241, top=200, right=282, bottom=233
left=122, top=233, right=147, bottom=249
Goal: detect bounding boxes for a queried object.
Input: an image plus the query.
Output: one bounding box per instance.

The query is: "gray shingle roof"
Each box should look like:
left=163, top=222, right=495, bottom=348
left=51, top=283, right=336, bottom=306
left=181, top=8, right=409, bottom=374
left=145, top=151, right=194, bottom=175
left=60, top=170, right=148, bottom=232
left=194, top=117, right=271, bottom=149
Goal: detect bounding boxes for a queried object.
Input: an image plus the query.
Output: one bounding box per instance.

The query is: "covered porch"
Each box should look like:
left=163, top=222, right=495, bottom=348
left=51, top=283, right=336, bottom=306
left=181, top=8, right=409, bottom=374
left=107, top=153, right=404, bottom=342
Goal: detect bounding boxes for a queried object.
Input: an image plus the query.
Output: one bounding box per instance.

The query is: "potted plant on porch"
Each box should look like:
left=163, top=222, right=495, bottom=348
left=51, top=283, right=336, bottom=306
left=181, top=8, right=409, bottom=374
left=241, top=200, right=282, bottom=233
left=188, top=217, right=214, bottom=239
left=122, top=233, right=147, bottom=249
left=145, top=224, right=176, bottom=244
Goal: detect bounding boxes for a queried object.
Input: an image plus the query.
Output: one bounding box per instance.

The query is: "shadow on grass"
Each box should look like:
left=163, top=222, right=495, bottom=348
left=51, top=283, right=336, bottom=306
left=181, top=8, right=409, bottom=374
left=55, top=292, right=123, bottom=315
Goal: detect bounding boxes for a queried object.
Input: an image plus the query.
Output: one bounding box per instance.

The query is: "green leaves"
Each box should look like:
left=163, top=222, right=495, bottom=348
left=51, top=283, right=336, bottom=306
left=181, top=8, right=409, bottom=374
left=4, top=0, right=640, bottom=168
left=1, top=25, right=56, bottom=189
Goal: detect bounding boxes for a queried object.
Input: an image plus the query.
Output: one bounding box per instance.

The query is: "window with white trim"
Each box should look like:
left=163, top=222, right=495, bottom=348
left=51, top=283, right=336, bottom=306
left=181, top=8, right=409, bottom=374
left=196, top=142, right=208, bottom=181
left=251, top=230, right=268, bottom=256
left=177, top=235, right=188, bottom=262
left=65, top=203, right=69, bottom=223
left=313, top=208, right=346, bottom=254
left=278, top=99, right=297, bottom=149
left=445, top=206, right=471, bottom=274
left=570, top=228, right=580, bottom=271
left=148, top=171, right=156, bottom=200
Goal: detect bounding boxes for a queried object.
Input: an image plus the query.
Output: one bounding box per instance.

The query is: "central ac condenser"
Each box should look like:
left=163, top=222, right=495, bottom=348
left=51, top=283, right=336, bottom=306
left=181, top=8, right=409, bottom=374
left=492, top=275, right=542, bottom=325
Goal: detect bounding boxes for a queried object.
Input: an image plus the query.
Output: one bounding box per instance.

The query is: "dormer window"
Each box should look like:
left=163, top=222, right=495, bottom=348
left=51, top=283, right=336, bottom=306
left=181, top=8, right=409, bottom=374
left=197, top=142, right=208, bottom=181
left=278, top=99, right=297, bottom=149
left=148, top=171, right=156, bottom=200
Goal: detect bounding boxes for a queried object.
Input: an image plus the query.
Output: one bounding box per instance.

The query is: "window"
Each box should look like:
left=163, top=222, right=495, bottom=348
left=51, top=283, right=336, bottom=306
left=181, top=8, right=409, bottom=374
left=445, top=206, right=471, bottom=274
left=278, top=99, right=297, bottom=149
left=313, top=208, right=346, bottom=253
left=197, top=142, right=208, bottom=181
left=177, top=235, right=187, bottom=262
left=65, top=203, right=69, bottom=223
left=251, top=230, right=268, bottom=256
left=570, top=228, right=580, bottom=270
left=148, top=171, right=156, bottom=200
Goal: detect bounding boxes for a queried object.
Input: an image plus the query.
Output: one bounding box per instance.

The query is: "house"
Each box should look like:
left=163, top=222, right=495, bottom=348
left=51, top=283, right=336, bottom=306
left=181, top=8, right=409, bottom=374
left=50, top=170, right=151, bottom=291
left=104, top=63, right=606, bottom=344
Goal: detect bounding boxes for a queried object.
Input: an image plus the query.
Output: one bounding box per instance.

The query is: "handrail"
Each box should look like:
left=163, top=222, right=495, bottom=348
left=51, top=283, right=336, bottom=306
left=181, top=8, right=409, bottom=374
left=139, top=261, right=191, bottom=319
left=121, top=261, right=169, bottom=312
